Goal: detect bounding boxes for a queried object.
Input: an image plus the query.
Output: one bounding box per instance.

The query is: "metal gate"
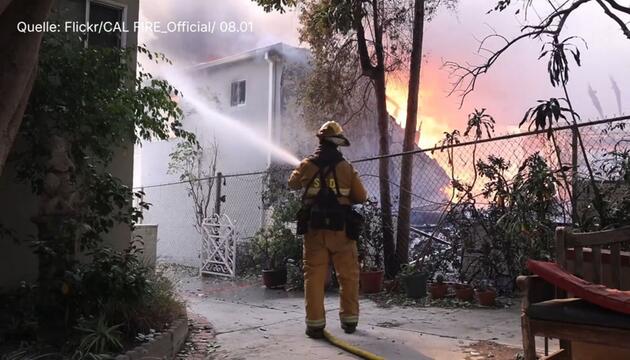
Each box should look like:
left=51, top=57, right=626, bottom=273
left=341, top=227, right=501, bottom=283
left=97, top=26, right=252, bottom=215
left=200, top=214, right=238, bottom=277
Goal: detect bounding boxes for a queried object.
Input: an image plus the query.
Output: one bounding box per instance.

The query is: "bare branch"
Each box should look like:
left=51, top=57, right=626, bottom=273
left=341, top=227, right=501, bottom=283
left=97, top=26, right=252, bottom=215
left=597, top=0, right=630, bottom=39
left=522, top=0, right=589, bottom=37
left=443, top=0, right=597, bottom=107
left=604, top=0, right=630, bottom=15
left=444, top=29, right=553, bottom=108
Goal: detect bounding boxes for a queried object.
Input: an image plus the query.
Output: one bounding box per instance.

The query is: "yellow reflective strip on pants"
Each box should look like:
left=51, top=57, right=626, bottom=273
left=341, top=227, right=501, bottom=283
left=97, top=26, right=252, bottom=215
left=306, top=318, right=326, bottom=328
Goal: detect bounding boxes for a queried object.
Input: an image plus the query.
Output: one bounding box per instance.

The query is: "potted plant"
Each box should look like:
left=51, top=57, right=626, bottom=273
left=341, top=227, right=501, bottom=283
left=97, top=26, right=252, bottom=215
left=251, top=222, right=294, bottom=289
left=257, top=169, right=304, bottom=289
left=429, top=273, right=448, bottom=299
left=401, top=231, right=450, bottom=299
left=475, top=280, right=497, bottom=306
left=453, top=283, right=474, bottom=302
left=357, top=200, right=385, bottom=294
left=400, top=263, right=428, bottom=299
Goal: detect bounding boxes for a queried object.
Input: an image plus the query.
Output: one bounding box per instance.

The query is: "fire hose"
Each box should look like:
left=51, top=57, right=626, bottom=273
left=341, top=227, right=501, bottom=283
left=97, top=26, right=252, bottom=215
left=322, top=330, right=385, bottom=360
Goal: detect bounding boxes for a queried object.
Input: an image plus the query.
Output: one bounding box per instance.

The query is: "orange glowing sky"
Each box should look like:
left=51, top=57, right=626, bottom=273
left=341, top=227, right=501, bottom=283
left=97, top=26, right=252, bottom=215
left=141, top=0, right=630, bottom=143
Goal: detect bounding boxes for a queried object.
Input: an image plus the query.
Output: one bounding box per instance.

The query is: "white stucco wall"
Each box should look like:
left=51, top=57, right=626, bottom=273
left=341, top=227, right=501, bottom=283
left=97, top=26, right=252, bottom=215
left=135, top=44, right=310, bottom=267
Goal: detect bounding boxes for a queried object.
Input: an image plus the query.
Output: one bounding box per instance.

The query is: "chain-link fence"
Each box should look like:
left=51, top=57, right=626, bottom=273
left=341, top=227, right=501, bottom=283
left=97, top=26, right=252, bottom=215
left=137, top=116, right=630, bottom=278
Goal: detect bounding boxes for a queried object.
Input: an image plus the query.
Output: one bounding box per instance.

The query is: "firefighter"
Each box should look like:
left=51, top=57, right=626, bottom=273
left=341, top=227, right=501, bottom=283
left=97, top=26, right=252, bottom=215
left=288, top=121, right=368, bottom=339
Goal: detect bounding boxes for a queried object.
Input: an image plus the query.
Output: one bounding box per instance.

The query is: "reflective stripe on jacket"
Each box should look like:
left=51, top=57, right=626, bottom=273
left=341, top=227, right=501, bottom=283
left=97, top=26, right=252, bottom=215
left=288, top=159, right=368, bottom=205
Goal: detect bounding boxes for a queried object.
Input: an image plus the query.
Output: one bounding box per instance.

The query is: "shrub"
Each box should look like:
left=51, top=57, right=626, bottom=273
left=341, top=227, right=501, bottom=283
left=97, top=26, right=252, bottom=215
left=249, top=221, right=300, bottom=271
left=443, top=154, right=560, bottom=292
left=357, top=199, right=384, bottom=271
left=72, top=243, right=185, bottom=340
left=241, top=165, right=302, bottom=275
left=75, top=316, right=124, bottom=355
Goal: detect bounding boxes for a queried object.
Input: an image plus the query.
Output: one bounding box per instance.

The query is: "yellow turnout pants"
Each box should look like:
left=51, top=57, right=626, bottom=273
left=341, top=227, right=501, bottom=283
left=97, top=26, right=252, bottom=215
left=303, top=228, right=359, bottom=329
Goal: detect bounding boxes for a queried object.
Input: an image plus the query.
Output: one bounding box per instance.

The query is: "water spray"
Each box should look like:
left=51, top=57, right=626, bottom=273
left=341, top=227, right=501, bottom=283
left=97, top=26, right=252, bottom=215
left=158, top=67, right=301, bottom=167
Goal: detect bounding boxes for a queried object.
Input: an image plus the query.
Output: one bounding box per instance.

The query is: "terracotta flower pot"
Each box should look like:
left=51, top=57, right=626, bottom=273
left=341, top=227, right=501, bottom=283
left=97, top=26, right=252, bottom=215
left=454, top=284, right=474, bottom=302
left=430, top=283, right=448, bottom=299
left=360, top=270, right=384, bottom=294
left=262, top=269, right=287, bottom=289
left=384, top=279, right=400, bottom=293
left=477, top=290, right=497, bottom=306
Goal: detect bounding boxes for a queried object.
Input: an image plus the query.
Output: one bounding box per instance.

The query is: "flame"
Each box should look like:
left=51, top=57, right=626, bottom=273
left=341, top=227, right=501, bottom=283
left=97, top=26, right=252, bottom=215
left=385, top=73, right=450, bottom=150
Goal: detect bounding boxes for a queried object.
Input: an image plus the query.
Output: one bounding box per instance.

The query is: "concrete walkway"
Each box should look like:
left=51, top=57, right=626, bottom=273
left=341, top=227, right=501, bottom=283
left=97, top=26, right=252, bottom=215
left=175, top=274, right=524, bottom=360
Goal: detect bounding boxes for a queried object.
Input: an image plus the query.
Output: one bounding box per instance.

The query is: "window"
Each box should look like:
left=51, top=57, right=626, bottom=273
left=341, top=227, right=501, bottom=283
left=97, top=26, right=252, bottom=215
left=86, top=1, right=125, bottom=48
left=230, top=80, right=246, bottom=106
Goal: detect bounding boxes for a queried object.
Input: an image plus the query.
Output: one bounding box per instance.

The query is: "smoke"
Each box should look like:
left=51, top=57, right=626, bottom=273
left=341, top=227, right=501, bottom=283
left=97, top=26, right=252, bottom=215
left=139, top=0, right=299, bottom=65
left=139, top=0, right=630, bottom=135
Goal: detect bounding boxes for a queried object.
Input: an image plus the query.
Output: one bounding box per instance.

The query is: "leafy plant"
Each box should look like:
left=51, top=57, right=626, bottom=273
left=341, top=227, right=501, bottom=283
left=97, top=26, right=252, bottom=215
left=286, top=259, right=305, bottom=291
left=520, top=98, right=579, bottom=134
left=435, top=273, right=445, bottom=284
left=250, top=222, right=296, bottom=271
left=76, top=241, right=149, bottom=314
left=399, top=262, right=427, bottom=277
left=75, top=316, right=123, bottom=355
left=357, top=199, right=384, bottom=271
left=168, top=139, right=218, bottom=235
left=539, top=37, right=585, bottom=88
left=473, top=279, right=495, bottom=292
left=443, top=153, right=560, bottom=292
left=4, top=29, right=193, bottom=344
left=242, top=165, right=303, bottom=272
left=2, top=349, right=58, bottom=360
left=71, top=242, right=184, bottom=339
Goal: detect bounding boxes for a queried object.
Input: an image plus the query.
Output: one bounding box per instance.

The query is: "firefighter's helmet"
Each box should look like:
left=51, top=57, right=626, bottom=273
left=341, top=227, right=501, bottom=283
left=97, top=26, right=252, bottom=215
left=317, top=121, right=350, bottom=147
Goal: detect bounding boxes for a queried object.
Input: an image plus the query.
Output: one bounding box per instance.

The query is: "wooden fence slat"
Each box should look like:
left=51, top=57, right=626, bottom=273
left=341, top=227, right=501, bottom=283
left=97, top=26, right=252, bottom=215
left=574, top=246, right=584, bottom=278
left=611, top=243, right=622, bottom=289
left=556, top=227, right=567, bottom=269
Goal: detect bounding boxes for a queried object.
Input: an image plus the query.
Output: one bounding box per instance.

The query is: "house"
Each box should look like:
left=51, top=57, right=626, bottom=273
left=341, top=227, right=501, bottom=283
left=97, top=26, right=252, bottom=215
left=134, top=43, right=451, bottom=267
left=135, top=43, right=314, bottom=266
left=0, top=0, right=140, bottom=289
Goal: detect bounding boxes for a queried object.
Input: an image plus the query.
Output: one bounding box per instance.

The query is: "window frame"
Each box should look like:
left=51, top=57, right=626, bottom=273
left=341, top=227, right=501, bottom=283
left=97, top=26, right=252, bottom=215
left=230, top=80, right=247, bottom=107
left=85, top=0, right=128, bottom=48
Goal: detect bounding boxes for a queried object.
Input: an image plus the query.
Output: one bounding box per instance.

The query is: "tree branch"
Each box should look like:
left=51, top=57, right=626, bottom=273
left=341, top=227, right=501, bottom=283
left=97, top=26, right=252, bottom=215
left=604, top=0, right=630, bottom=15
left=353, top=1, right=377, bottom=78
left=444, top=29, right=553, bottom=107
left=597, top=0, right=630, bottom=39
left=444, top=0, right=596, bottom=107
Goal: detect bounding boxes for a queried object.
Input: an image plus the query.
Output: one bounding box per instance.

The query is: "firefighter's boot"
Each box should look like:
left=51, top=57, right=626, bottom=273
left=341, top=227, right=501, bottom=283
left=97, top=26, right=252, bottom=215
left=305, top=326, right=325, bottom=339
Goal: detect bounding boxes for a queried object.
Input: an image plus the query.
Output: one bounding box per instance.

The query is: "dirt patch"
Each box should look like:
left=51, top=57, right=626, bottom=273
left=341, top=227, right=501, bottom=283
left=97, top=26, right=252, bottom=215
left=375, top=320, right=404, bottom=328
left=365, top=291, right=515, bottom=310
left=462, top=340, right=522, bottom=360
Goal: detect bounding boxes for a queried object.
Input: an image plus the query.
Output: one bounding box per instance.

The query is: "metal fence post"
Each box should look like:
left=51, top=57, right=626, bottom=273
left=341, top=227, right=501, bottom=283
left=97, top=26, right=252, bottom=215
left=571, top=125, right=579, bottom=224
left=214, top=172, right=223, bottom=216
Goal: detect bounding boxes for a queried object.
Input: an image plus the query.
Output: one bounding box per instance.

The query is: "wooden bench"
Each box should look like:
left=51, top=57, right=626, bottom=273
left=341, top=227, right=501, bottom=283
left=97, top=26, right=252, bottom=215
left=517, top=226, right=630, bottom=360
